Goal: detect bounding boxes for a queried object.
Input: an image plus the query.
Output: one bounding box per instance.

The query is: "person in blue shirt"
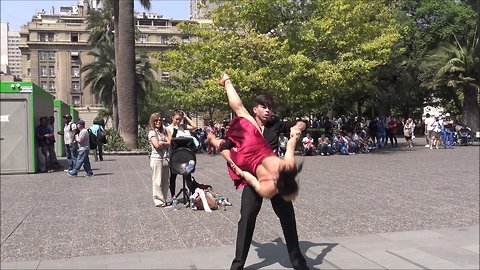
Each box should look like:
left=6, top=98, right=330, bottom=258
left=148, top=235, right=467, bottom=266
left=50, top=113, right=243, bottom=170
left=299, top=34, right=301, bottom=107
left=89, top=118, right=106, bottom=161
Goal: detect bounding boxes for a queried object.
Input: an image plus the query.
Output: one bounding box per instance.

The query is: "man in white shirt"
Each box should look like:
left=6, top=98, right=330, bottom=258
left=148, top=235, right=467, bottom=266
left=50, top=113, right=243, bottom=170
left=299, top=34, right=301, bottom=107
left=58, top=114, right=77, bottom=171
left=424, top=113, right=435, bottom=147
left=67, top=120, right=94, bottom=177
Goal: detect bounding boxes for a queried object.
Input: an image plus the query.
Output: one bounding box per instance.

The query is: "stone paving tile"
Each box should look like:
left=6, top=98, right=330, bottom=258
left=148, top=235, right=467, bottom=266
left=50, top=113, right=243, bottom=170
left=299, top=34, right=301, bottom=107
left=1, top=143, right=478, bottom=263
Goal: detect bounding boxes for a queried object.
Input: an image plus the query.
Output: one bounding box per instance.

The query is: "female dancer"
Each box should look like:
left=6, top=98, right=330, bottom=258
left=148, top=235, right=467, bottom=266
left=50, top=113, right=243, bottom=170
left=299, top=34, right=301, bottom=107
left=208, top=72, right=302, bottom=201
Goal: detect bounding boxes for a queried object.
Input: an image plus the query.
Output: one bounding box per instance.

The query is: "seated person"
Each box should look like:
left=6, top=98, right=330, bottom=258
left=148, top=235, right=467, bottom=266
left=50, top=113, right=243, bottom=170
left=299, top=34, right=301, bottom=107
left=302, top=132, right=316, bottom=156
left=207, top=72, right=303, bottom=200
left=345, top=132, right=358, bottom=153
left=332, top=132, right=349, bottom=155
left=317, top=133, right=332, bottom=156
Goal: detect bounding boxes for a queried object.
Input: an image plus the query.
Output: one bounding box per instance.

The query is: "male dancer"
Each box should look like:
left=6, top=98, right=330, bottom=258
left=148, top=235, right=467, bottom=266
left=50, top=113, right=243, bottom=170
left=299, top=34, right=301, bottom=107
left=231, top=93, right=308, bottom=270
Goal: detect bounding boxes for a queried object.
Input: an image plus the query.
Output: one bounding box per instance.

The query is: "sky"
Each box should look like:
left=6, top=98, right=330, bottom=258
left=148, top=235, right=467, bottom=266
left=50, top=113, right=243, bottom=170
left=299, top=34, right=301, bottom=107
left=0, top=0, right=190, bottom=31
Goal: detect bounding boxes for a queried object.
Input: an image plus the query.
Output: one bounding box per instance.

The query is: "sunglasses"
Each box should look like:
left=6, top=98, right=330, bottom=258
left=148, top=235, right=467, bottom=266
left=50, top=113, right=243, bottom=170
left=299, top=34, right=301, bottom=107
left=154, top=119, right=162, bottom=122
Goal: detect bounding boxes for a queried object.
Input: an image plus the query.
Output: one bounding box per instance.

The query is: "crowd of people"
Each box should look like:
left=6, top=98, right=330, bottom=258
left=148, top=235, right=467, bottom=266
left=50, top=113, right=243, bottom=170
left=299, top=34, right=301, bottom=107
left=35, top=114, right=106, bottom=174
left=294, top=112, right=472, bottom=156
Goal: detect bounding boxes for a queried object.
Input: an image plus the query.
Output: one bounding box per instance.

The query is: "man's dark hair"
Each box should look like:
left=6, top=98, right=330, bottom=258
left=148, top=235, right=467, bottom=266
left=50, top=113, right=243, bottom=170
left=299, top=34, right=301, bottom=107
left=426, top=113, right=430, bottom=117
left=276, top=162, right=303, bottom=197
left=252, top=94, right=273, bottom=109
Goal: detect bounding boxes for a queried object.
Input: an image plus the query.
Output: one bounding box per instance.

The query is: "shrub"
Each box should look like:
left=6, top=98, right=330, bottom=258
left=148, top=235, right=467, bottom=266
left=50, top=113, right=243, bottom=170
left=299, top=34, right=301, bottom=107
left=103, top=128, right=126, bottom=151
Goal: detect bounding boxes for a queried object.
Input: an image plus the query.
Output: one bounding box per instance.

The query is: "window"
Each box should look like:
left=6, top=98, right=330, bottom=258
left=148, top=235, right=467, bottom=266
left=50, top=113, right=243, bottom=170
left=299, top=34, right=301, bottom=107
left=48, top=51, right=55, bottom=61
left=41, top=81, right=47, bottom=90
left=182, top=35, right=190, bottom=43
left=27, top=68, right=31, bottom=76
left=41, top=66, right=47, bottom=77
left=49, top=66, right=55, bottom=76
left=160, top=35, right=170, bottom=44
left=39, top=32, right=54, bottom=41
left=71, top=33, right=79, bottom=42
left=72, top=81, right=80, bottom=91
left=49, top=81, right=55, bottom=91
left=139, top=34, right=147, bottom=43
left=39, top=51, right=48, bottom=61
left=72, top=95, right=81, bottom=106
left=71, top=51, right=79, bottom=62
left=71, top=66, right=80, bottom=77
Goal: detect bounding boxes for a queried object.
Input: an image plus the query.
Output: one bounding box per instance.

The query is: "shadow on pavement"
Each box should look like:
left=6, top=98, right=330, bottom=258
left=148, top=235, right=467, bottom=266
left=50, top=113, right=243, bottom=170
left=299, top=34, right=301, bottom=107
left=246, top=237, right=338, bottom=269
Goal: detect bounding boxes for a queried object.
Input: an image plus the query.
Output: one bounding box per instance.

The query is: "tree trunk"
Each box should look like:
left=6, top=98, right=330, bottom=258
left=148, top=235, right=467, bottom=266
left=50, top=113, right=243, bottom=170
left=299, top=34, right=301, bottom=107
left=113, top=0, right=120, bottom=131
left=462, top=86, right=480, bottom=131
left=116, top=0, right=138, bottom=149
left=112, top=87, right=119, bottom=130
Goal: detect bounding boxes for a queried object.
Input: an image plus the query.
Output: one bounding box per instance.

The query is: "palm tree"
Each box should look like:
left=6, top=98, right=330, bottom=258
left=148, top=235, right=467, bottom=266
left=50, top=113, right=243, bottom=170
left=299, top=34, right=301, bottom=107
left=81, top=38, right=119, bottom=129
left=425, top=30, right=479, bottom=130
left=116, top=0, right=151, bottom=149
left=82, top=41, right=155, bottom=131
left=86, top=0, right=114, bottom=45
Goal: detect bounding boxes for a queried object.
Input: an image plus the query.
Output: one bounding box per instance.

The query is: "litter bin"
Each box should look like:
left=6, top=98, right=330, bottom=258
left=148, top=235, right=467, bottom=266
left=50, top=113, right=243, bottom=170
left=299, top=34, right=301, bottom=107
left=53, top=99, right=70, bottom=157
left=1, top=82, right=54, bottom=174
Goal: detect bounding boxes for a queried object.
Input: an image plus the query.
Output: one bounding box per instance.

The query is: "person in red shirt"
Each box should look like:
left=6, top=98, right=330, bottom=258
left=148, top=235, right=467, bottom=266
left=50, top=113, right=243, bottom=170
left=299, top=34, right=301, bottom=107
left=387, top=116, right=400, bottom=147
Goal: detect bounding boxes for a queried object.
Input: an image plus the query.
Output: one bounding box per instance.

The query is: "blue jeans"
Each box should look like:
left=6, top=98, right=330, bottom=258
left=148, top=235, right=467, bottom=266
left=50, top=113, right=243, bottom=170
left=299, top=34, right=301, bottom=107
left=70, top=149, right=92, bottom=175
left=443, top=130, right=454, bottom=148
left=65, top=144, right=78, bottom=171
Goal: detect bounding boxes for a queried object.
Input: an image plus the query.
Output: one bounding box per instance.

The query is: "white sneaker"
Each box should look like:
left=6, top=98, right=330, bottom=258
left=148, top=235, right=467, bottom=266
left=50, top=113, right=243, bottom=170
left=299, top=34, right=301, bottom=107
left=429, top=146, right=433, bottom=149
left=425, top=144, right=430, bottom=148
left=154, top=199, right=163, bottom=207
left=64, top=169, right=69, bottom=172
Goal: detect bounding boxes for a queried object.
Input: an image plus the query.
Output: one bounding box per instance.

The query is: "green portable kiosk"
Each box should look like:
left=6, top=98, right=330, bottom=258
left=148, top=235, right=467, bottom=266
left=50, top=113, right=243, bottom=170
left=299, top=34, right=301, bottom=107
left=0, top=82, right=54, bottom=174
left=53, top=99, right=70, bottom=157
left=70, top=107, right=79, bottom=122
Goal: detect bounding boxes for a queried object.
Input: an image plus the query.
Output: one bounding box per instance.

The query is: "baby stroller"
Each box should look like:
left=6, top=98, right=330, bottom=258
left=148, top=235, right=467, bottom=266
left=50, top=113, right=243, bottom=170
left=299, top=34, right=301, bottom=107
left=454, top=125, right=473, bottom=146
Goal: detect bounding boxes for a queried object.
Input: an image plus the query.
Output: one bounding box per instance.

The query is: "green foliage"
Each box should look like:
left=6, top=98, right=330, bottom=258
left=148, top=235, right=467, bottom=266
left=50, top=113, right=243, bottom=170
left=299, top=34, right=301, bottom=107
left=137, top=125, right=151, bottom=152
left=103, top=128, right=127, bottom=151
left=152, top=0, right=401, bottom=118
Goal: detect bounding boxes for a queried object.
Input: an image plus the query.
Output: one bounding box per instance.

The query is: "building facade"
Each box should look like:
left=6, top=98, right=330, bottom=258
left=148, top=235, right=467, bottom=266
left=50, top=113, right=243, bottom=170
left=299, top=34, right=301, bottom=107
left=19, top=1, right=193, bottom=111
left=1, top=23, right=22, bottom=79
left=190, top=0, right=221, bottom=20
left=7, top=30, right=22, bottom=79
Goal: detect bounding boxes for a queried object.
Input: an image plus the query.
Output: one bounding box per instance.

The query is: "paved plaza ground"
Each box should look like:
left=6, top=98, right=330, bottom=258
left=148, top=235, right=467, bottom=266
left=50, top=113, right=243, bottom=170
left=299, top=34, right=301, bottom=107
left=1, top=139, right=479, bottom=269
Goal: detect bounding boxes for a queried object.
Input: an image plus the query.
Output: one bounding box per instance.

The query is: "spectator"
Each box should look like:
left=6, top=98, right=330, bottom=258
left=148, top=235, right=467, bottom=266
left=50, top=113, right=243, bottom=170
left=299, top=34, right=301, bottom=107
left=57, top=114, right=77, bottom=172
left=278, top=133, right=288, bottom=157
left=403, top=117, right=415, bottom=148
left=368, top=117, right=378, bottom=146
left=90, top=118, right=106, bottom=161
left=148, top=113, right=172, bottom=207
left=67, top=120, right=94, bottom=177
left=387, top=116, right=399, bottom=147
left=302, top=132, right=316, bottom=156
left=376, top=117, right=387, bottom=148
left=430, top=115, right=442, bottom=149
left=317, top=133, right=332, bottom=156
left=167, top=109, right=197, bottom=198
left=423, top=113, right=435, bottom=148
left=322, top=116, right=333, bottom=140
left=333, top=132, right=349, bottom=154
left=443, top=113, right=455, bottom=149
left=35, top=117, right=53, bottom=173
left=47, top=116, right=62, bottom=170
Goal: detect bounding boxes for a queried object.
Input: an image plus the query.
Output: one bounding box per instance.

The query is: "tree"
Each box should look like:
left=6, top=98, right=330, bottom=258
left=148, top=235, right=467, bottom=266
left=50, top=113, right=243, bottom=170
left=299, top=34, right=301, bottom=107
left=154, top=0, right=401, bottom=118
left=116, top=0, right=151, bottom=149
left=423, top=31, right=479, bottom=129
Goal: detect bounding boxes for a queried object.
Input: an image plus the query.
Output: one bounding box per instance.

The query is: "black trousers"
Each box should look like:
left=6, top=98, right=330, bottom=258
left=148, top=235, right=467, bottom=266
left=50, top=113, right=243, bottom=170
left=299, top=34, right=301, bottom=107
left=169, top=173, right=195, bottom=197
left=230, top=185, right=308, bottom=270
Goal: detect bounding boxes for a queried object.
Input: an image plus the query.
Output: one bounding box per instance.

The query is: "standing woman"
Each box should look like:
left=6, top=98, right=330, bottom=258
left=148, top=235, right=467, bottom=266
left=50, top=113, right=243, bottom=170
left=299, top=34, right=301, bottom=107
left=148, top=113, right=172, bottom=207
left=403, top=117, right=415, bottom=148
left=167, top=109, right=197, bottom=197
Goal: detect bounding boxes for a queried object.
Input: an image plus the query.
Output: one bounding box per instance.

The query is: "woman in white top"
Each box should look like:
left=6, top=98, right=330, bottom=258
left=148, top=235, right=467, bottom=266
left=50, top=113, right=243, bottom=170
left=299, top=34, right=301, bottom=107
left=148, top=113, right=172, bottom=207
left=167, top=109, right=197, bottom=198
left=403, top=117, right=415, bottom=148
left=430, top=116, right=442, bottom=149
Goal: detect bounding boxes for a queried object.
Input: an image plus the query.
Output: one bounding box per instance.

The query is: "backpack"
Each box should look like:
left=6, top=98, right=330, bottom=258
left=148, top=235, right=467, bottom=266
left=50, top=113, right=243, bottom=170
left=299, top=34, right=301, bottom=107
left=97, top=128, right=107, bottom=144
left=87, top=128, right=97, bottom=150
